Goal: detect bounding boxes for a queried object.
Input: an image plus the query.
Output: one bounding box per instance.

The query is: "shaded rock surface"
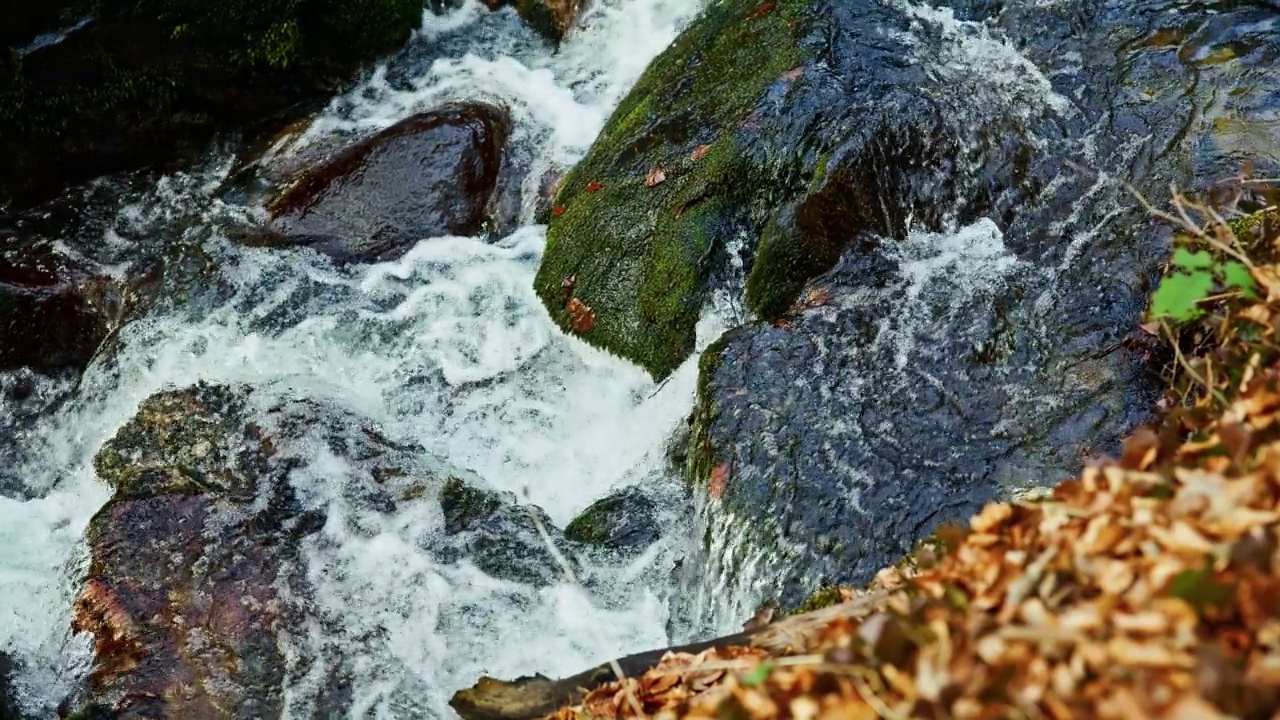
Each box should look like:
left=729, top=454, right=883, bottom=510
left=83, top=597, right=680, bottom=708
left=680, top=0, right=1280, bottom=605
left=0, top=0, right=424, bottom=211
left=0, top=238, right=119, bottom=372
left=565, top=486, right=662, bottom=554
left=259, top=103, right=512, bottom=262
left=435, top=476, right=580, bottom=587
left=0, top=650, right=22, bottom=720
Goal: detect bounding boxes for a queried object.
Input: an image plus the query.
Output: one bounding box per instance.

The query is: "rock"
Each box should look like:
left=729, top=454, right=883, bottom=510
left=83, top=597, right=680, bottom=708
left=65, top=381, right=583, bottom=715
left=565, top=487, right=662, bottom=554
left=433, top=476, right=580, bottom=587
left=0, top=239, right=119, bottom=371
left=0, top=0, right=424, bottom=211
left=677, top=0, right=1280, bottom=604
left=64, top=383, right=443, bottom=717
left=260, top=103, right=512, bottom=262
left=690, top=224, right=1157, bottom=606
left=534, top=0, right=1279, bottom=380
left=0, top=650, right=22, bottom=719
left=482, top=0, right=588, bottom=42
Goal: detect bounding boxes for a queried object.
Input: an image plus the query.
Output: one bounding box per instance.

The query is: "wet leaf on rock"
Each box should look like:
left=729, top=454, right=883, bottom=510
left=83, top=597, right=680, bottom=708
left=645, top=167, right=667, bottom=188
left=567, top=298, right=596, bottom=333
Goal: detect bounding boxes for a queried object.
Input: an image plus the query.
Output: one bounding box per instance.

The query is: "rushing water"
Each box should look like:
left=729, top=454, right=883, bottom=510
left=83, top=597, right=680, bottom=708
left=0, top=0, right=731, bottom=715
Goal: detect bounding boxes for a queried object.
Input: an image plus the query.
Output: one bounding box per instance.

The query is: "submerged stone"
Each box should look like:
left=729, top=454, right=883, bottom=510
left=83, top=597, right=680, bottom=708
left=565, top=486, right=662, bottom=554
left=259, top=103, right=512, bottom=262
left=434, top=476, right=580, bottom=587
left=0, top=650, right=21, bottom=719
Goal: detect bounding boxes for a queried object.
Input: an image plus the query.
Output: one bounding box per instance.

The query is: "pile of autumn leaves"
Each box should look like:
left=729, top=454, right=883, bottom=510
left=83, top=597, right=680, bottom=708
left=551, top=202, right=1280, bottom=720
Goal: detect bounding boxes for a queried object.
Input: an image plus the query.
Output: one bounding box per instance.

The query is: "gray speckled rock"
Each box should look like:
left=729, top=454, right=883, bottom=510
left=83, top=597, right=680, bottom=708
left=690, top=220, right=1157, bottom=606
left=0, top=650, right=22, bottom=719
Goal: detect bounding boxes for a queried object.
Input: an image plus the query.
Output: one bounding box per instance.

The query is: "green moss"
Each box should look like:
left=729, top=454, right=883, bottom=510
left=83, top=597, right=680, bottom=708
left=534, top=0, right=810, bottom=379
left=790, top=585, right=849, bottom=615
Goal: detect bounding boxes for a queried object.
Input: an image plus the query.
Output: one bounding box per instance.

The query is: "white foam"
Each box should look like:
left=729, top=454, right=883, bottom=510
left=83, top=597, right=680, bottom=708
left=0, top=0, right=708, bottom=714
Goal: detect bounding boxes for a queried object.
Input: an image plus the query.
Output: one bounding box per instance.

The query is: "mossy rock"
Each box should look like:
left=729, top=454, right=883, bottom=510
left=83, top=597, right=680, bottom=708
left=0, top=0, right=423, bottom=210
left=440, top=476, right=506, bottom=534
left=564, top=486, right=661, bottom=553
left=533, top=0, right=809, bottom=379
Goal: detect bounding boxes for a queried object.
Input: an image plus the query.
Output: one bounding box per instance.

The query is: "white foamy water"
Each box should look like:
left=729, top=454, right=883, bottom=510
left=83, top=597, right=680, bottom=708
left=0, top=0, right=711, bottom=715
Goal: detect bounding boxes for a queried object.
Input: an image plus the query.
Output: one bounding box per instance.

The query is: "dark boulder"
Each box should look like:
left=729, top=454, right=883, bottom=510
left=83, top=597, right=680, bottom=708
left=0, top=650, right=21, bottom=719
left=0, top=0, right=424, bottom=211
left=680, top=0, right=1280, bottom=604
left=433, top=476, right=580, bottom=587
left=0, top=239, right=120, bottom=371
left=258, top=103, right=512, bottom=262
left=565, top=487, right=662, bottom=555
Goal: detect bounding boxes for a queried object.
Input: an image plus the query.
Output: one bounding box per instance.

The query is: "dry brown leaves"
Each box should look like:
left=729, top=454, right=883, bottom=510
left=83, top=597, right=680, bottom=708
left=547, top=205, right=1280, bottom=720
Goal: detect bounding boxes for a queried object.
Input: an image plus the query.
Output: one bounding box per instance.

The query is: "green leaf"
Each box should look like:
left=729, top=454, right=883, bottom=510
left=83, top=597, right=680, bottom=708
left=1172, top=248, right=1214, bottom=269
left=741, top=661, right=774, bottom=687
left=1219, top=261, right=1258, bottom=298
left=1150, top=271, right=1215, bottom=321
left=1169, top=567, right=1233, bottom=612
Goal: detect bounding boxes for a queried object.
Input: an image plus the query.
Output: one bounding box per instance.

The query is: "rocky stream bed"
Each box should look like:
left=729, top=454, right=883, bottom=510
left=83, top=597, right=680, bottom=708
left=1, top=0, right=1278, bottom=717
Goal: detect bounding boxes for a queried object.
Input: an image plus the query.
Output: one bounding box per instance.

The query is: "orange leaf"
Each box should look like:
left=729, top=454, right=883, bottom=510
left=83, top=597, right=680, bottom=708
left=690, top=144, right=712, bottom=161
left=566, top=297, right=596, bottom=333
left=746, top=1, right=774, bottom=19
left=586, top=180, right=603, bottom=194
left=780, top=66, right=804, bottom=81
left=645, top=167, right=667, bottom=188
left=552, top=205, right=566, bottom=217
left=709, top=462, right=730, bottom=499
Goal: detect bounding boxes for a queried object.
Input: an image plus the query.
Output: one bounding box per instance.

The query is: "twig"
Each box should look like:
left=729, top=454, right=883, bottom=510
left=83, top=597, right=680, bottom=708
left=1160, top=320, right=1227, bottom=406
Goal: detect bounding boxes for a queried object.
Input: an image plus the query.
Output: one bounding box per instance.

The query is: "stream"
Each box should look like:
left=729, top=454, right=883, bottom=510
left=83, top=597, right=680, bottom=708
left=0, top=0, right=733, bottom=715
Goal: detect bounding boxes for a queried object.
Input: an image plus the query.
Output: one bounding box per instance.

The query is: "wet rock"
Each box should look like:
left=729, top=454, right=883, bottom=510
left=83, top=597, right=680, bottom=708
left=0, top=0, right=424, bottom=211
left=565, top=487, right=662, bottom=554
left=534, top=0, right=1278, bottom=380
left=259, top=103, right=512, bottom=262
left=482, top=0, right=588, bottom=41
left=623, top=0, right=1280, bottom=603
left=0, top=239, right=119, bottom=371
left=0, top=650, right=21, bottom=719
left=64, top=383, right=441, bottom=717
left=433, top=477, right=580, bottom=587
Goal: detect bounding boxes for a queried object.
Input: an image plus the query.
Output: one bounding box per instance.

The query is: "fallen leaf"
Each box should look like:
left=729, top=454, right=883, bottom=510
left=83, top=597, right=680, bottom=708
left=691, top=144, right=712, bottom=161
left=709, top=462, right=730, bottom=499
left=552, top=205, right=566, bottom=217
left=586, top=180, right=603, bottom=194
left=780, top=66, right=804, bottom=81
left=746, top=1, right=774, bottom=19
left=566, top=297, right=596, bottom=333
left=645, top=167, right=667, bottom=188
left=561, top=273, right=576, bottom=302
